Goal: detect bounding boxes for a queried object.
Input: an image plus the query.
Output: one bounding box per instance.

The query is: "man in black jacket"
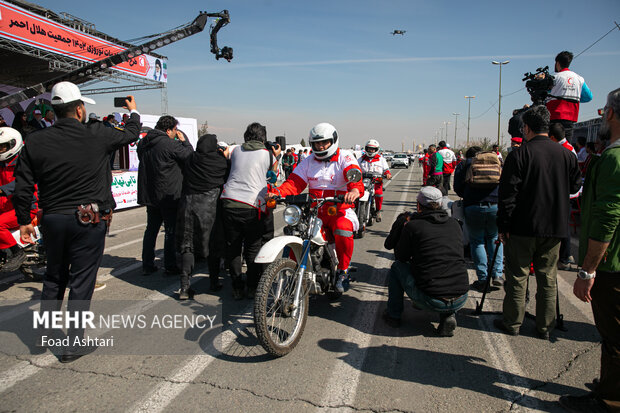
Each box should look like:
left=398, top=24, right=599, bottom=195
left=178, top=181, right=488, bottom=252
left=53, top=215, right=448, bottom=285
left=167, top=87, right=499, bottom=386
left=384, top=186, right=469, bottom=336
left=14, top=81, right=141, bottom=362
left=495, top=105, right=582, bottom=339
left=138, top=116, right=193, bottom=275
left=175, top=134, right=228, bottom=299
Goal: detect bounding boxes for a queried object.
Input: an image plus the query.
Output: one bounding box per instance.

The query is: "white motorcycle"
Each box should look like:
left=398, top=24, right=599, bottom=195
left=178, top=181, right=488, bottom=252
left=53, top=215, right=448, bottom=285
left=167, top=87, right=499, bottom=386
left=354, top=172, right=383, bottom=238
left=253, top=169, right=361, bottom=357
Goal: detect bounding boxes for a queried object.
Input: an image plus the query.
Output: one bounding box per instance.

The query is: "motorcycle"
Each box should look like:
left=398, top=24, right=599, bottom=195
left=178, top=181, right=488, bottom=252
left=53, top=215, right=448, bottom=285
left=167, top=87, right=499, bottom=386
left=253, top=169, right=361, bottom=357
left=0, top=219, right=46, bottom=280
left=354, top=172, right=383, bottom=238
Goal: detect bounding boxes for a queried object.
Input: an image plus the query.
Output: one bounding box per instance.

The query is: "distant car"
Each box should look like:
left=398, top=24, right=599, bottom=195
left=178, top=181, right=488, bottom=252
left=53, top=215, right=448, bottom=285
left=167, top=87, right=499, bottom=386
left=383, top=151, right=394, bottom=162
left=391, top=152, right=410, bottom=168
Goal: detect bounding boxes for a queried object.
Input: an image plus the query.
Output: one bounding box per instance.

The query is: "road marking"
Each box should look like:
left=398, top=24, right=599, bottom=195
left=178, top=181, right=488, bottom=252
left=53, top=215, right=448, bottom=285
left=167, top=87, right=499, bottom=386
left=0, top=284, right=178, bottom=395
left=108, top=223, right=146, bottom=236
left=316, top=167, right=413, bottom=410
left=129, top=304, right=254, bottom=413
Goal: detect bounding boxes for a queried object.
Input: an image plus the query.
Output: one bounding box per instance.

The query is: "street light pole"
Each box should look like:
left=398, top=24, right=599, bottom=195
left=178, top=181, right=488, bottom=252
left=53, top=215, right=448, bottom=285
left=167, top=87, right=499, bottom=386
left=452, top=112, right=460, bottom=148
left=442, top=121, right=450, bottom=143
left=492, top=60, right=509, bottom=147
left=465, top=96, right=475, bottom=146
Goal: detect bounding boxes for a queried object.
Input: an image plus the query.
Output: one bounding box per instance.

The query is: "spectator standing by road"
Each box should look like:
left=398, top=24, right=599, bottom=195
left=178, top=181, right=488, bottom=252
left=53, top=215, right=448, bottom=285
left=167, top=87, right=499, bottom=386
left=427, top=144, right=445, bottom=194
left=454, top=146, right=504, bottom=291
left=559, top=87, right=620, bottom=413
left=383, top=186, right=469, bottom=336
left=220, top=122, right=280, bottom=299
left=545, top=51, right=592, bottom=142
left=175, top=134, right=228, bottom=300
left=13, top=82, right=141, bottom=362
left=138, top=115, right=193, bottom=276
left=437, top=141, right=456, bottom=193
left=28, top=109, right=45, bottom=130
left=495, top=105, right=582, bottom=339
left=282, top=148, right=295, bottom=179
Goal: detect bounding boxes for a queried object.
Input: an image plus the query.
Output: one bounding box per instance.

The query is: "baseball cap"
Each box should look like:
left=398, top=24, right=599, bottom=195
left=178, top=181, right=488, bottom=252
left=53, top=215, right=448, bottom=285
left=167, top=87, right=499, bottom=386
left=217, top=141, right=229, bottom=149
left=33, top=109, right=42, bottom=115
left=51, top=81, right=96, bottom=105
left=88, top=113, right=100, bottom=120
left=417, top=186, right=443, bottom=206
left=511, top=137, right=523, bottom=144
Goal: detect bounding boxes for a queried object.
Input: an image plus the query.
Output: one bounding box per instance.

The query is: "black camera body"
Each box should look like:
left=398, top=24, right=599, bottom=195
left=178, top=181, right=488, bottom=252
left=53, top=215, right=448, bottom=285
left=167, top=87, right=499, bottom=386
left=265, top=141, right=280, bottom=152
left=522, top=66, right=555, bottom=106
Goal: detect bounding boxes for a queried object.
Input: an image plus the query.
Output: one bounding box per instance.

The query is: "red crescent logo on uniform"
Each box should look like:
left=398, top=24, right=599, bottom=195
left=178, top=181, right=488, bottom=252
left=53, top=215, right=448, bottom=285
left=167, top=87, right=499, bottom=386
left=567, top=77, right=573, bottom=85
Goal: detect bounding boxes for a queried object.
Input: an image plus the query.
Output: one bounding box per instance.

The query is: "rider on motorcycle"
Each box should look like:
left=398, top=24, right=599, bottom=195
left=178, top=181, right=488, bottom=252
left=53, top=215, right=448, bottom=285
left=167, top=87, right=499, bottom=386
left=357, top=139, right=392, bottom=222
left=270, top=123, right=364, bottom=293
left=0, top=127, right=37, bottom=272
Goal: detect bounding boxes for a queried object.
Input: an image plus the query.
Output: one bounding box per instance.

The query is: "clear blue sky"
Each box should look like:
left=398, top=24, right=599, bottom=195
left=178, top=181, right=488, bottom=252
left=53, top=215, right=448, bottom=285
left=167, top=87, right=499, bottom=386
left=34, top=0, right=620, bottom=150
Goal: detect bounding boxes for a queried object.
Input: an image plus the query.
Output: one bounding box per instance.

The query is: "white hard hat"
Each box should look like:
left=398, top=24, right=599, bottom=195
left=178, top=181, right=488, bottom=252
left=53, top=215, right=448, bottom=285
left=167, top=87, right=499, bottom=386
left=309, top=122, right=339, bottom=160
left=0, top=127, right=23, bottom=162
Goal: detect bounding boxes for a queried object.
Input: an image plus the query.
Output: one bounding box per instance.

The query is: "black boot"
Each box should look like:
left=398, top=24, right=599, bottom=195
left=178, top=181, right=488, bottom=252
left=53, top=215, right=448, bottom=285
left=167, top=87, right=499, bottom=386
left=437, top=312, right=457, bottom=337
left=179, top=273, right=191, bottom=300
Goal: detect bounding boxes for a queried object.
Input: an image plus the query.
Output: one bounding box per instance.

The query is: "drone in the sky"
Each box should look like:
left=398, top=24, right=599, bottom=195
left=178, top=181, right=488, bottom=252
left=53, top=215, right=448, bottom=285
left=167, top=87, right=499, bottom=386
left=390, top=30, right=406, bottom=36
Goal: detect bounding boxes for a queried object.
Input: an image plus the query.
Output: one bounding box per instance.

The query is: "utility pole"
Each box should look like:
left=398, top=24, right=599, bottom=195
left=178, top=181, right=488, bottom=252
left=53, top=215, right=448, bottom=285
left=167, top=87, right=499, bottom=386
left=452, top=112, right=460, bottom=148
left=465, top=96, right=475, bottom=146
left=492, top=60, right=510, bottom=146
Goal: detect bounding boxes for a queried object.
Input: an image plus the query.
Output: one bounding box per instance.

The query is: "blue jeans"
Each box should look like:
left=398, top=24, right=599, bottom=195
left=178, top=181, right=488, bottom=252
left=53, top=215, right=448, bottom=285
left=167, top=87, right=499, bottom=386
left=386, top=261, right=468, bottom=319
left=464, top=204, right=503, bottom=281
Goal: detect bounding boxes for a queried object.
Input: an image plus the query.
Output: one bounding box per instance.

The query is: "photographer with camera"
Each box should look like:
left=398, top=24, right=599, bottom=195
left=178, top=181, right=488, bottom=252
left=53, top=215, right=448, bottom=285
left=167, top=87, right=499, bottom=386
left=545, top=51, right=592, bottom=142
left=220, top=122, right=280, bottom=299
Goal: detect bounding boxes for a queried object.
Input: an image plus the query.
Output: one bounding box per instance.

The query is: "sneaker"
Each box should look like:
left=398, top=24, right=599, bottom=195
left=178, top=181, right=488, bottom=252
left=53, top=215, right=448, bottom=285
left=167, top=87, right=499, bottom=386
left=232, top=288, right=244, bottom=301
left=437, top=313, right=457, bottom=337
left=537, top=329, right=550, bottom=340
left=335, top=270, right=349, bottom=293
left=60, top=344, right=98, bottom=363
left=94, top=282, right=106, bottom=292
left=1, top=249, right=27, bottom=273
left=493, top=318, right=519, bottom=336
left=376, top=210, right=382, bottom=222
left=492, top=277, right=504, bottom=287
left=558, top=393, right=608, bottom=413
left=382, top=309, right=401, bottom=328
left=142, top=265, right=159, bottom=276
left=471, top=280, right=487, bottom=292
left=557, top=261, right=571, bottom=271
left=566, top=255, right=576, bottom=264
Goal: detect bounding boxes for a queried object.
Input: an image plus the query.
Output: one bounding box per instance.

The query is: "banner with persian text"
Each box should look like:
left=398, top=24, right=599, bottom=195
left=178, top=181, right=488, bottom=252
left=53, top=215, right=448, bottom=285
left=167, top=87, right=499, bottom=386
left=0, top=0, right=167, bottom=82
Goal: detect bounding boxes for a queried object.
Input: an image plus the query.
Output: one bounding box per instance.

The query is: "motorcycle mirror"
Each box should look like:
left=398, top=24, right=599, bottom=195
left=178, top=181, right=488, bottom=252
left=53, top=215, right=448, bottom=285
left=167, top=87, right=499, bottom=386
left=345, top=168, right=362, bottom=183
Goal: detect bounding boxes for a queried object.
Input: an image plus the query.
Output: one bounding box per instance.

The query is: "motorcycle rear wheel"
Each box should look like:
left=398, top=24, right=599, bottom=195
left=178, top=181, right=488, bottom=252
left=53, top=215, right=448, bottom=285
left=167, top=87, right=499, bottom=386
left=254, top=258, right=309, bottom=357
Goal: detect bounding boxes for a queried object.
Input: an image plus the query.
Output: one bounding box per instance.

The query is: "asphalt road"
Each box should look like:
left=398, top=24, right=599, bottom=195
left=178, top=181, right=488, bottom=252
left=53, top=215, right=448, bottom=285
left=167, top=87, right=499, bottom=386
left=0, top=166, right=600, bottom=413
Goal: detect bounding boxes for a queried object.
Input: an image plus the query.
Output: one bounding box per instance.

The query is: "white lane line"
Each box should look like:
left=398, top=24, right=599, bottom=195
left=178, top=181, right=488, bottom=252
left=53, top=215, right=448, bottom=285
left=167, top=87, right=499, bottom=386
left=129, top=304, right=254, bottom=413
left=0, top=284, right=178, bottom=395
left=108, top=223, right=146, bottom=236
left=316, top=167, right=413, bottom=410
left=104, top=238, right=144, bottom=253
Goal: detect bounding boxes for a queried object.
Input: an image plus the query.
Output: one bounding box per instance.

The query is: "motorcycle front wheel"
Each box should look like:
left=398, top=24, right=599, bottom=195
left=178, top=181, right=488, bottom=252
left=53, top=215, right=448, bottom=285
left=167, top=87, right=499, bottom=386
left=254, top=258, right=309, bottom=357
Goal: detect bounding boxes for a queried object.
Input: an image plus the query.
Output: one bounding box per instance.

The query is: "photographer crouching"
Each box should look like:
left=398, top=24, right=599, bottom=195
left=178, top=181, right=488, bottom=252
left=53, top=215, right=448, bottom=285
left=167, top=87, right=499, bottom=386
left=383, top=186, right=469, bottom=336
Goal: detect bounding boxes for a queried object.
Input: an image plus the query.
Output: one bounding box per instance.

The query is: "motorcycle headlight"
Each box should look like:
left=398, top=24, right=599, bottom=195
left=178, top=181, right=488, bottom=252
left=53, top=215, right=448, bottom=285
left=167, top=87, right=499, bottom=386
left=283, top=205, right=302, bottom=226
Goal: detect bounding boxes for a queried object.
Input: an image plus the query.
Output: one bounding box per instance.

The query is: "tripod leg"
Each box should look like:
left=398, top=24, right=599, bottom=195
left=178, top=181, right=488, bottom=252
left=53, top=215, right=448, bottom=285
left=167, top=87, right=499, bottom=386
left=475, top=241, right=501, bottom=314
left=556, top=279, right=567, bottom=331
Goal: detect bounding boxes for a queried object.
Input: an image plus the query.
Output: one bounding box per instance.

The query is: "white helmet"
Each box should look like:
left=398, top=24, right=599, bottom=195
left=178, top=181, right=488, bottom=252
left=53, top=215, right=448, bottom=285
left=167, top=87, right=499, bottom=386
left=365, top=139, right=380, bottom=155
left=0, top=127, right=23, bottom=162
left=309, top=122, right=339, bottom=160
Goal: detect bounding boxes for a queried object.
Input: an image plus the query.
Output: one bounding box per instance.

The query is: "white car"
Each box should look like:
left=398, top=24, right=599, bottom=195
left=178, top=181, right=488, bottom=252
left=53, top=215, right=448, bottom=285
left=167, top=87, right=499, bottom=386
left=391, top=153, right=410, bottom=168
left=382, top=151, right=394, bottom=162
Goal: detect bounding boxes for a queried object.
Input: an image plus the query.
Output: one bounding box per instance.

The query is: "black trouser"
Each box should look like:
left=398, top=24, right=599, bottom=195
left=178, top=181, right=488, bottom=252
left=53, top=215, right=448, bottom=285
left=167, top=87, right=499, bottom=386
left=550, top=119, right=575, bottom=143
left=442, top=173, right=451, bottom=193
left=208, top=198, right=226, bottom=282
left=590, top=271, right=620, bottom=411
left=176, top=189, right=219, bottom=276
left=223, top=207, right=270, bottom=289
left=142, top=198, right=178, bottom=271
left=40, top=213, right=106, bottom=345
left=559, top=201, right=572, bottom=263
left=427, top=174, right=446, bottom=195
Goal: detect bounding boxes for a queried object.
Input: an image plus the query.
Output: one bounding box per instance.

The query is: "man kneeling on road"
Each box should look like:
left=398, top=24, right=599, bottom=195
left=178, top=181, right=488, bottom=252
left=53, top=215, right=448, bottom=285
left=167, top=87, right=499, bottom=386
left=383, top=186, right=469, bottom=336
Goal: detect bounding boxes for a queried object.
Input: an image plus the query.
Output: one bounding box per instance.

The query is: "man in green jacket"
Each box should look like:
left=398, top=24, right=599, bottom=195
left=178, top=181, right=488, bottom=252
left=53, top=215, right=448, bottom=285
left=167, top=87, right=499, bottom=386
left=559, top=87, right=620, bottom=413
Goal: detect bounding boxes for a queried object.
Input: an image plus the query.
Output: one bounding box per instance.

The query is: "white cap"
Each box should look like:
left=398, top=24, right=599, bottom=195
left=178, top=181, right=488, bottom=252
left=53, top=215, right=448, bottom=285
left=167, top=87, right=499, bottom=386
left=33, top=109, right=42, bottom=115
left=51, top=81, right=96, bottom=105
left=88, top=113, right=99, bottom=120
left=217, top=141, right=229, bottom=148
left=446, top=143, right=451, bottom=148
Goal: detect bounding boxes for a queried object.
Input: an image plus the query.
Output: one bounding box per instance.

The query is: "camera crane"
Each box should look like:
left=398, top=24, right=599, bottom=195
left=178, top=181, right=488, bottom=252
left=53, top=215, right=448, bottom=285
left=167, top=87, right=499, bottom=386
left=0, top=10, right=233, bottom=109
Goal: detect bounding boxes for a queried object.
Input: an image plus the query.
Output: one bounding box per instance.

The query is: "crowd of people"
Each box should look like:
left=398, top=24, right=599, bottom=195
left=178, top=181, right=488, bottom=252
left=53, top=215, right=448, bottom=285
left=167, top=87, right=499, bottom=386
left=0, top=50, right=616, bottom=412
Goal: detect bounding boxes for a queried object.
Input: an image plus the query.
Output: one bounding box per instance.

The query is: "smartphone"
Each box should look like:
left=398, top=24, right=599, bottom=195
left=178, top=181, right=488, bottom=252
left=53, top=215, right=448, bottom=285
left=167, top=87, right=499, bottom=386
left=114, top=97, right=129, bottom=107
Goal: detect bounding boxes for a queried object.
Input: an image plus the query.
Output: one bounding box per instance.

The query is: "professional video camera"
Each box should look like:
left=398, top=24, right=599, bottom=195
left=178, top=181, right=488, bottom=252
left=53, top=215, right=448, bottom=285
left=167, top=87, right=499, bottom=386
left=522, top=66, right=555, bottom=105
left=265, top=141, right=280, bottom=152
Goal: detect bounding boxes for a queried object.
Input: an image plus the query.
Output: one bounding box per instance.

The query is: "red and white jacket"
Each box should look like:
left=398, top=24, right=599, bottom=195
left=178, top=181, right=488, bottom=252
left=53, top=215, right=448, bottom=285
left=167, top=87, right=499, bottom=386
left=357, top=153, right=390, bottom=176
left=275, top=149, right=364, bottom=211
left=438, top=147, right=457, bottom=174
left=546, top=68, right=587, bottom=122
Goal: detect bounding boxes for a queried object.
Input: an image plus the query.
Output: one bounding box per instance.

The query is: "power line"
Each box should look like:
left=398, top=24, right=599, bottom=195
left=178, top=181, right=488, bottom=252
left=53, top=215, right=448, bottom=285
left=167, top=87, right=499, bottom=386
left=575, top=23, right=620, bottom=59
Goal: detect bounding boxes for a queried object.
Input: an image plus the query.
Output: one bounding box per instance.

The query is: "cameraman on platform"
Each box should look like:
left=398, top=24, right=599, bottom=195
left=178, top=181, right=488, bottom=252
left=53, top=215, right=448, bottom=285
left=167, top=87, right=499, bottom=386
left=545, top=51, right=592, bottom=142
